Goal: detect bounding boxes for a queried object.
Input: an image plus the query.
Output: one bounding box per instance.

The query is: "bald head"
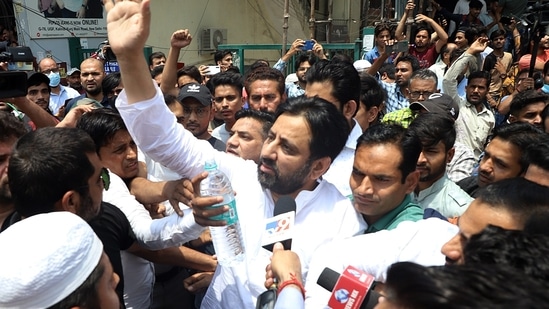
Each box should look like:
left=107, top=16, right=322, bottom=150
left=80, top=58, right=106, bottom=96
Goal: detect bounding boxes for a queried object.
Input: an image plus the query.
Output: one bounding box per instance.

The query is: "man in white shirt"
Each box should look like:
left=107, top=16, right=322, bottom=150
left=304, top=177, right=549, bottom=308
left=304, top=60, right=362, bottom=199
left=38, top=57, right=79, bottom=116
left=104, top=2, right=365, bottom=308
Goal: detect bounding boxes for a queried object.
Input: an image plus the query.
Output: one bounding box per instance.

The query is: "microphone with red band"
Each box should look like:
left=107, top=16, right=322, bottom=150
left=262, top=195, right=296, bottom=251
left=317, top=266, right=380, bottom=309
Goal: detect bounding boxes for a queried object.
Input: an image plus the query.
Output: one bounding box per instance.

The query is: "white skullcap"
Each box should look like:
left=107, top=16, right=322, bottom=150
left=353, top=59, right=372, bottom=72
left=285, top=73, right=298, bottom=84
left=0, top=211, right=103, bottom=309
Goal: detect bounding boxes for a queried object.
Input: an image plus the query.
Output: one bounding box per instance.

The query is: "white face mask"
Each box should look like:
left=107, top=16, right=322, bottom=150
left=47, top=71, right=61, bottom=87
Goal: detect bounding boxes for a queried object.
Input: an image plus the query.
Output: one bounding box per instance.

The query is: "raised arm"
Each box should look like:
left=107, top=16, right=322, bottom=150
left=160, top=29, right=192, bottom=96
left=104, top=0, right=155, bottom=104
left=395, top=1, right=415, bottom=41
left=415, top=14, right=448, bottom=53
left=9, top=96, right=59, bottom=128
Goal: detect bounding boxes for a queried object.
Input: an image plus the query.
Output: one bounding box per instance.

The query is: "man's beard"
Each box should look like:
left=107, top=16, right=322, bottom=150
left=258, top=158, right=313, bottom=195
left=76, top=193, right=100, bottom=222
left=0, top=182, right=12, bottom=205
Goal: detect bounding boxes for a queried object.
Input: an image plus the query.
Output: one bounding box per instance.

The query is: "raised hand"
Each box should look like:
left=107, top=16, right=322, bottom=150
left=103, top=0, right=151, bottom=59
left=171, top=29, right=192, bottom=49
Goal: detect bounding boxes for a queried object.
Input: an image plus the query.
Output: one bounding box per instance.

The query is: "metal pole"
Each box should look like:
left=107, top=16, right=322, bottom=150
left=327, top=0, right=333, bottom=42
left=309, top=0, right=316, bottom=39
left=282, top=0, right=290, bottom=54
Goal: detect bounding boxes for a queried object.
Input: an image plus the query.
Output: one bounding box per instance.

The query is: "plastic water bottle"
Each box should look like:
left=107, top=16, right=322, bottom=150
left=200, top=160, right=245, bottom=266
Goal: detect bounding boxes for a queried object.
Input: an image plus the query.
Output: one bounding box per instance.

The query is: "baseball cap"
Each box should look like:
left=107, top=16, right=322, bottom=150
left=178, top=83, right=212, bottom=106
left=0, top=212, right=103, bottom=308
left=410, top=93, right=460, bottom=120
left=67, top=67, right=80, bottom=76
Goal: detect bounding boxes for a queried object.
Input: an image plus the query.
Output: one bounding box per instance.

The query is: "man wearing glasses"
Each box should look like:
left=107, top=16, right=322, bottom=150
left=178, top=83, right=226, bottom=151
left=382, top=69, right=440, bottom=128
left=208, top=72, right=246, bottom=143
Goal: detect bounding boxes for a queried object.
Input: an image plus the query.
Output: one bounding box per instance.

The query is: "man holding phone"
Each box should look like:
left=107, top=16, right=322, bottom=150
left=395, top=1, right=448, bottom=69
left=273, top=39, right=327, bottom=98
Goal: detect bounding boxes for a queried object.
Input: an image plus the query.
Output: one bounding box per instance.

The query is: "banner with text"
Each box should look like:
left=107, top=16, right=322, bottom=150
left=19, top=0, right=107, bottom=38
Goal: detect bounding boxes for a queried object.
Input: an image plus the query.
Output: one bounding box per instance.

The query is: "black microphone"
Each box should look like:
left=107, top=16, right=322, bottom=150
left=262, top=195, right=296, bottom=251
left=317, top=267, right=380, bottom=309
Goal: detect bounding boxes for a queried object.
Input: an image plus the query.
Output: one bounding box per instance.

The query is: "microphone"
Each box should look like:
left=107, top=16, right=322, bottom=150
left=317, top=266, right=380, bottom=309
left=262, top=196, right=296, bottom=251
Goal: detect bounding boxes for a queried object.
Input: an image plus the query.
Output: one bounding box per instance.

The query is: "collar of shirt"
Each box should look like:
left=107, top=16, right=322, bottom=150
left=464, top=100, right=491, bottom=115
left=415, top=174, right=450, bottom=202
left=345, top=120, right=363, bottom=150
left=364, top=194, right=414, bottom=234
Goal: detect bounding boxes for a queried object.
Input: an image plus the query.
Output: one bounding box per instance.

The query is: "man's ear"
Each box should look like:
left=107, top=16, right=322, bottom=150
left=447, top=147, right=455, bottom=163
left=57, top=190, right=80, bottom=214
left=508, top=114, right=517, bottom=123
left=309, top=157, right=332, bottom=180
left=366, top=106, right=380, bottom=123
left=343, top=100, right=358, bottom=120
left=404, top=170, right=420, bottom=194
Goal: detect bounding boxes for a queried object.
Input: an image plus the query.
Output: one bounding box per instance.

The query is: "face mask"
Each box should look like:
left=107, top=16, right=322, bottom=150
left=47, top=71, right=61, bottom=87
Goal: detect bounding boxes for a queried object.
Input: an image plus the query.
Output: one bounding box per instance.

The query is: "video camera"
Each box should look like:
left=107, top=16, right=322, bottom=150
left=0, top=41, right=33, bottom=99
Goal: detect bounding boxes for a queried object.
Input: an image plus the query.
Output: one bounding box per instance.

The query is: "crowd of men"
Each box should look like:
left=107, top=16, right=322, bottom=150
left=1, top=0, right=549, bottom=308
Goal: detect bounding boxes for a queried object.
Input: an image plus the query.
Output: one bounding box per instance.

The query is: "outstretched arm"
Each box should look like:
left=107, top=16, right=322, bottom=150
left=104, top=0, right=155, bottom=104
left=160, top=29, right=192, bottom=96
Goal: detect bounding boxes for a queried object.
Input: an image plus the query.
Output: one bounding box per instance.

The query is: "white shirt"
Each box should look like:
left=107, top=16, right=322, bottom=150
left=413, top=175, right=473, bottom=217
left=212, top=123, right=231, bottom=144
left=49, top=85, right=79, bottom=115
left=323, top=120, right=363, bottom=199
left=275, top=288, right=305, bottom=309
left=305, top=218, right=458, bottom=308
left=428, top=60, right=447, bottom=93
left=116, top=86, right=367, bottom=309
left=102, top=171, right=205, bottom=250
left=120, top=251, right=154, bottom=309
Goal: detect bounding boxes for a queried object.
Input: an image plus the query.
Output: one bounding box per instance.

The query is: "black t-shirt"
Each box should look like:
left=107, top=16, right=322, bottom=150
left=1, top=202, right=134, bottom=307
left=457, top=175, right=481, bottom=198
left=88, top=202, right=135, bottom=307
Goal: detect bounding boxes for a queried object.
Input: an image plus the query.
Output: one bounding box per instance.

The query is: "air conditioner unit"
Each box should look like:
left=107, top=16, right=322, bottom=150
left=201, top=28, right=228, bottom=52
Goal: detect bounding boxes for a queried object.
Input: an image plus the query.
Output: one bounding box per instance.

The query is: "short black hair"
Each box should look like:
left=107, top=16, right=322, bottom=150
left=306, top=59, right=361, bottom=116
left=469, top=0, right=483, bottom=9
left=356, top=123, right=422, bottom=183
left=396, top=55, right=421, bottom=72
left=525, top=134, right=549, bottom=172
left=492, top=122, right=546, bottom=173
left=9, top=128, right=96, bottom=217
left=234, top=109, right=274, bottom=139
left=214, top=50, right=232, bottom=63
left=359, top=73, right=386, bottom=111
left=408, top=113, right=456, bottom=152
left=208, top=71, right=244, bottom=96
left=177, top=65, right=203, bottom=85
left=148, top=51, right=165, bottom=66
left=509, top=90, right=549, bottom=117
left=27, top=73, right=51, bottom=93
left=76, top=108, right=128, bottom=154
left=244, top=66, right=285, bottom=97
left=468, top=70, right=490, bottom=89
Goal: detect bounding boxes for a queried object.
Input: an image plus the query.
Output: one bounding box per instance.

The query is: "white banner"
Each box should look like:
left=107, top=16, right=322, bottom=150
left=19, top=0, right=107, bottom=39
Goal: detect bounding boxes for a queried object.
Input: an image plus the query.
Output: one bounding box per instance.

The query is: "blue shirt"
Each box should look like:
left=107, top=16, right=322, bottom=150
left=379, top=81, right=409, bottom=113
